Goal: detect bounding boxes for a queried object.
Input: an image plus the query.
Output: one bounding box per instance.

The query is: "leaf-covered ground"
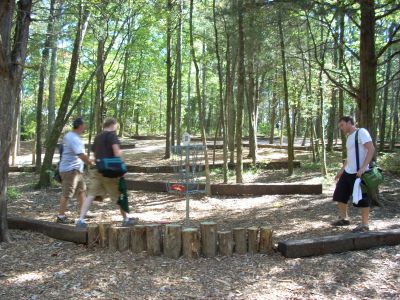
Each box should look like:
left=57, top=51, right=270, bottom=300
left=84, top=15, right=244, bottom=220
left=2, top=139, right=400, bottom=299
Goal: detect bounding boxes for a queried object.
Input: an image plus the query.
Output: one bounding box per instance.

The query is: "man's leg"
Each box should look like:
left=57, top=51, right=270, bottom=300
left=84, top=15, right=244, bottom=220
left=58, top=196, right=69, bottom=216
left=361, top=207, right=369, bottom=225
left=77, top=191, right=85, bottom=211
left=57, top=171, right=76, bottom=223
left=79, top=195, right=94, bottom=220
left=337, top=202, right=349, bottom=220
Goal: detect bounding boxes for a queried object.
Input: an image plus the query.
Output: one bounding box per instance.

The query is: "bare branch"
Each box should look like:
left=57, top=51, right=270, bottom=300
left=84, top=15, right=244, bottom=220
left=375, top=4, right=400, bottom=20
left=377, top=68, right=400, bottom=91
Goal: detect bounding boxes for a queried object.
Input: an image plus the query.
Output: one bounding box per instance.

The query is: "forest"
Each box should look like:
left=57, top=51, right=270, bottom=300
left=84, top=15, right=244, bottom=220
left=1, top=1, right=400, bottom=298
left=1, top=0, right=400, bottom=228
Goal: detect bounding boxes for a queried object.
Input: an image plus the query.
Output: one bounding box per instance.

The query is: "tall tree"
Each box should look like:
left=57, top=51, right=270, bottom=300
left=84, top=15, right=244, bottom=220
left=189, top=0, right=211, bottom=193
left=0, top=0, right=33, bottom=242
left=235, top=0, right=245, bottom=183
left=164, top=0, right=173, bottom=158
left=38, top=5, right=90, bottom=187
left=213, top=0, right=228, bottom=183
left=35, top=0, right=56, bottom=169
left=278, top=11, right=294, bottom=175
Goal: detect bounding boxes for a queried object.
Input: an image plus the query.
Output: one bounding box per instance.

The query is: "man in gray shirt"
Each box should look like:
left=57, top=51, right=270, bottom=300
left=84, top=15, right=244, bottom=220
left=57, top=118, right=92, bottom=224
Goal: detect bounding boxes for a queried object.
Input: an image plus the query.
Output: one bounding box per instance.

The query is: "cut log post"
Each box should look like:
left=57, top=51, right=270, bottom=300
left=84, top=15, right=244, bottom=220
left=218, top=231, right=233, bottom=256
left=146, top=224, right=162, bottom=256
left=87, top=224, right=99, bottom=248
left=109, top=226, right=118, bottom=251
left=233, top=228, right=247, bottom=254
left=247, top=227, right=259, bottom=254
left=130, top=225, right=147, bottom=253
left=200, top=221, right=217, bottom=257
left=118, top=227, right=130, bottom=252
left=164, top=224, right=182, bottom=259
left=98, top=223, right=111, bottom=248
left=182, top=228, right=200, bottom=259
left=259, top=227, right=273, bottom=254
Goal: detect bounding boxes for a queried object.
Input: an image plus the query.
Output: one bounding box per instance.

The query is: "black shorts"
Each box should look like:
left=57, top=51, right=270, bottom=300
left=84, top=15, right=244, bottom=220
left=333, top=171, right=369, bottom=208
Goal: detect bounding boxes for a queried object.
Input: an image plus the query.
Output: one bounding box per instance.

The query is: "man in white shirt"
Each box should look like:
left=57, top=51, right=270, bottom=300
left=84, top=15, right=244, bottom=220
left=332, top=116, right=375, bottom=232
left=56, top=118, right=92, bottom=224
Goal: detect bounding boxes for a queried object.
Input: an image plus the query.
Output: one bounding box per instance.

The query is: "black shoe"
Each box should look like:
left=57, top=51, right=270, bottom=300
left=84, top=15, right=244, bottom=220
left=56, top=216, right=74, bottom=224
left=331, top=219, right=350, bottom=226
left=352, top=224, right=369, bottom=233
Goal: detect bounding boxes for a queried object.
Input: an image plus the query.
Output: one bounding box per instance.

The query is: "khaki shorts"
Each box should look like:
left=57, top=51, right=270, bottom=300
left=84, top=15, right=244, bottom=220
left=60, top=170, right=86, bottom=199
left=87, top=169, right=120, bottom=201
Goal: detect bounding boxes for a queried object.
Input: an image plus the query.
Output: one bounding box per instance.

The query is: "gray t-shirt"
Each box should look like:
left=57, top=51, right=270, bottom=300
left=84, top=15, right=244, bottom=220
left=59, top=131, right=85, bottom=173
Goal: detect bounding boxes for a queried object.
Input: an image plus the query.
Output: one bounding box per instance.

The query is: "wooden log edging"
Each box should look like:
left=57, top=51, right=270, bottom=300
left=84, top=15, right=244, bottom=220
left=7, top=216, right=87, bottom=244
left=277, top=229, right=400, bottom=258
left=125, top=161, right=301, bottom=173
left=8, top=217, right=400, bottom=259
left=125, top=180, right=323, bottom=195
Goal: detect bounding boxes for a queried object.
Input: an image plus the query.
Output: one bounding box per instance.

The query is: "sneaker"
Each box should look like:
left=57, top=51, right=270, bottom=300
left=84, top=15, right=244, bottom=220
left=76, top=220, right=88, bottom=229
left=122, top=217, right=138, bottom=227
left=56, top=216, right=74, bottom=224
left=331, top=218, right=351, bottom=226
left=352, top=224, right=369, bottom=233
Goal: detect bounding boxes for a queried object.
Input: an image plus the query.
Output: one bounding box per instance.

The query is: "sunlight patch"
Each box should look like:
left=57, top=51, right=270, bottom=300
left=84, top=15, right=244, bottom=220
left=9, top=271, right=45, bottom=284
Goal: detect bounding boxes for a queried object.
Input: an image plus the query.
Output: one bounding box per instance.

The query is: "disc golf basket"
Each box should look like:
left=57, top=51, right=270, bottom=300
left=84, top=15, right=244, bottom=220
left=167, top=142, right=206, bottom=224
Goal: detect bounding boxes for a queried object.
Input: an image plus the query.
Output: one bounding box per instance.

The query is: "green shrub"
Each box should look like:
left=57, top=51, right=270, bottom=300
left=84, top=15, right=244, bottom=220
left=378, top=152, right=400, bottom=174
left=7, top=186, right=21, bottom=202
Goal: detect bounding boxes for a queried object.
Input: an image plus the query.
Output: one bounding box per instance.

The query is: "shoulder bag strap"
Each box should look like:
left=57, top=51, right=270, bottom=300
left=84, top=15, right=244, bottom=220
left=355, top=129, right=360, bottom=171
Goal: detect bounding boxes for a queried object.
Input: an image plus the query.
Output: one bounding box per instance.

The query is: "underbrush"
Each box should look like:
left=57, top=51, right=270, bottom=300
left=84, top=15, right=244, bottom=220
left=378, top=151, right=400, bottom=174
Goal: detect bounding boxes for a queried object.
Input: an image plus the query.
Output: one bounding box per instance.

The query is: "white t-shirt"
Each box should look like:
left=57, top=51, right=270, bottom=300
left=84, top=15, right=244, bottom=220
left=59, top=131, right=85, bottom=173
left=345, top=128, right=372, bottom=174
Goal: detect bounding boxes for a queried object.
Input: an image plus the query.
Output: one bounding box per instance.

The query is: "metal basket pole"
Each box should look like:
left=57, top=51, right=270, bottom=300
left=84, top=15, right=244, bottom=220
left=185, top=143, right=190, bottom=224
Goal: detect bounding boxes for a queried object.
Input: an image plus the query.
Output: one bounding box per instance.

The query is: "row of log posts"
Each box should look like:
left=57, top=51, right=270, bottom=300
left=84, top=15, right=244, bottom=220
left=88, top=222, right=273, bottom=259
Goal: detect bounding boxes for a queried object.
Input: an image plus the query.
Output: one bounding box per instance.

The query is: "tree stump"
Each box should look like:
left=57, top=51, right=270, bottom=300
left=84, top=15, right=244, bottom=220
left=98, top=223, right=111, bottom=248
left=182, top=228, right=200, bottom=259
left=87, top=224, right=99, bottom=248
left=259, top=226, right=273, bottom=254
left=247, top=227, right=259, bottom=254
left=118, top=227, right=130, bottom=252
left=164, top=224, right=182, bottom=259
left=218, top=231, right=233, bottom=256
left=200, top=221, right=217, bottom=257
left=130, top=225, right=147, bottom=253
left=109, top=226, right=118, bottom=251
left=233, top=227, right=247, bottom=254
left=146, top=224, right=162, bottom=256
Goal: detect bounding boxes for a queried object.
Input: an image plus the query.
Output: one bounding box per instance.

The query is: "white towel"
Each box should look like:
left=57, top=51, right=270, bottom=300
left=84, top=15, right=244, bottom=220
left=352, top=178, right=363, bottom=204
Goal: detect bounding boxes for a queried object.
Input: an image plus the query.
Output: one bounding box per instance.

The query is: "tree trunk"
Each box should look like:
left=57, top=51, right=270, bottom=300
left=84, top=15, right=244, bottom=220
left=118, top=49, right=129, bottom=136
left=94, top=38, right=105, bottom=134
left=38, top=7, right=89, bottom=187
left=213, top=0, right=228, bottom=183
left=11, top=90, right=22, bottom=166
left=190, top=0, right=211, bottom=194
left=225, top=24, right=237, bottom=165
left=0, top=0, right=33, bottom=242
left=175, top=0, right=183, bottom=145
left=337, top=6, right=346, bottom=160
left=165, top=0, right=173, bottom=158
left=390, top=71, right=399, bottom=150
left=235, top=0, right=245, bottom=183
left=35, top=0, right=56, bottom=170
left=358, top=0, right=377, bottom=135
left=48, top=34, right=57, bottom=136
left=278, top=12, right=294, bottom=175
left=378, top=43, right=392, bottom=152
